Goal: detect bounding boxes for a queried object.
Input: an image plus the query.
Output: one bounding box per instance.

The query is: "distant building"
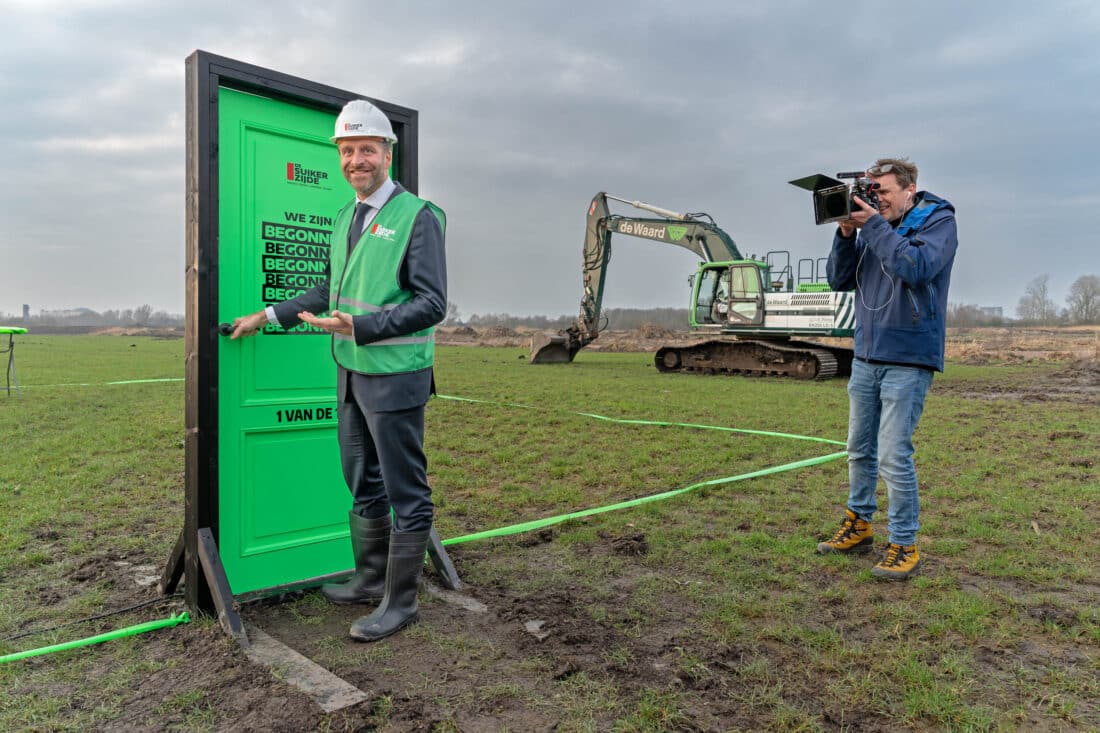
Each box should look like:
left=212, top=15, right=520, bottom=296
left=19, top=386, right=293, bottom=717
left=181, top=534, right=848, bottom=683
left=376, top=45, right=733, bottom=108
left=979, top=306, right=1003, bottom=318
left=22, top=304, right=29, bottom=322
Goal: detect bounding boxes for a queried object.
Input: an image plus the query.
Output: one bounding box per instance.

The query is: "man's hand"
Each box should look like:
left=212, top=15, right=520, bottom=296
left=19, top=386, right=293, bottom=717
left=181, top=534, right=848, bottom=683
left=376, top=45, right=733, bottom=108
left=230, top=310, right=268, bottom=339
left=298, top=310, right=354, bottom=335
left=849, top=195, right=878, bottom=225
left=838, top=196, right=878, bottom=237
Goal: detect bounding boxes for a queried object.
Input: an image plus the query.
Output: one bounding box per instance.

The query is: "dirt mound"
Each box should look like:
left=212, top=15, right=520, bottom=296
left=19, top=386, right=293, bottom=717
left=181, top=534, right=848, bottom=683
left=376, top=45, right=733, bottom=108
left=947, top=326, right=1099, bottom=365
left=436, top=325, right=528, bottom=347
left=437, top=325, right=477, bottom=341
left=91, top=327, right=183, bottom=338
left=637, top=322, right=674, bottom=339
left=1061, top=356, right=1100, bottom=376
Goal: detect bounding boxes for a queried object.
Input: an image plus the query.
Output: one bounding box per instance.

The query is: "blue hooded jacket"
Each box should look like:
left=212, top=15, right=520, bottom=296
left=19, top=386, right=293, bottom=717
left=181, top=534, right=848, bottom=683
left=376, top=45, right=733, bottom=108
left=826, top=192, right=957, bottom=372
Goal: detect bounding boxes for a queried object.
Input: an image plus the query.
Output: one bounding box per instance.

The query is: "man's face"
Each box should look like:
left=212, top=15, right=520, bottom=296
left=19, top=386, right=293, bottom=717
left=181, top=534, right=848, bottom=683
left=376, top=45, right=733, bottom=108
left=338, top=137, right=392, bottom=198
left=869, top=172, right=916, bottom=222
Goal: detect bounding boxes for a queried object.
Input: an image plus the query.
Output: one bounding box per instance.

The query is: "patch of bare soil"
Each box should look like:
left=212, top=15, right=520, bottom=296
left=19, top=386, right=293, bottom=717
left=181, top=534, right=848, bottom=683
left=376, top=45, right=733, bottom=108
left=933, top=356, right=1100, bottom=405
left=238, top=531, right=715, bottom=731
left=104, top=623, right=324, bottom=733
left=443, top=324, right=1100, bottom=365
left=13, top=550, right=333, bottom=732
left=47, top=531, right=767, bottom=730
left=36, top=521, right=1098, bottom=730
left=947, top=326, right=1100, bottom=365
left=90, top=326, right=183, bottom=339
left=436, top=325, right=704, bottom=354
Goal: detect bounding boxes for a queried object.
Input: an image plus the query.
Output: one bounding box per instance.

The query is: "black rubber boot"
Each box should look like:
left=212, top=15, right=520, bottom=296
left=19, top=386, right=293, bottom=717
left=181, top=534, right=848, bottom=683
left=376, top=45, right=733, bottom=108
left=349, top=529, right=430, bottom=642
left=321, top=512, right=390, bottom=604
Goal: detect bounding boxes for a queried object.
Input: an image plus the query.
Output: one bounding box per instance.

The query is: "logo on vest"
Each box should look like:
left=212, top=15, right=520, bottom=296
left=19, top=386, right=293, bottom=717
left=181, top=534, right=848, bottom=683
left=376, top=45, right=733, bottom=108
left=369, top=222, right=398, bottom=241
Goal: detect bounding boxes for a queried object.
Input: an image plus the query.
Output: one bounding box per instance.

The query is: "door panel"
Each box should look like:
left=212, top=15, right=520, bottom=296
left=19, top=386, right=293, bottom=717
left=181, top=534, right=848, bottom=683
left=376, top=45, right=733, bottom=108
left=217, top=87, right=353, bottom=594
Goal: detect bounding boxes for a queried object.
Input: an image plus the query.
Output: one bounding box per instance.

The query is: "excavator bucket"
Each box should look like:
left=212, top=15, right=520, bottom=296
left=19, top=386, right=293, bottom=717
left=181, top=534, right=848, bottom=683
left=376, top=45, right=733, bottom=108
left=529, top=332, right=575, bottom=364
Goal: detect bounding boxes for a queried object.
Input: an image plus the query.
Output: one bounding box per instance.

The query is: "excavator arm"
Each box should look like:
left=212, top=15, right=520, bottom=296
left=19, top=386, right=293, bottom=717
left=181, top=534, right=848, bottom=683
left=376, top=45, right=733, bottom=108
left=530, top=192, right=743, bottom=364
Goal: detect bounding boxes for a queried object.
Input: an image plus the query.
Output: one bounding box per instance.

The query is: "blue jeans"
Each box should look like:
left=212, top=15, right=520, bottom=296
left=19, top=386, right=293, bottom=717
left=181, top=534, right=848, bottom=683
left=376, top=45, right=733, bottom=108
left=846, top=359, right=934, bottom=546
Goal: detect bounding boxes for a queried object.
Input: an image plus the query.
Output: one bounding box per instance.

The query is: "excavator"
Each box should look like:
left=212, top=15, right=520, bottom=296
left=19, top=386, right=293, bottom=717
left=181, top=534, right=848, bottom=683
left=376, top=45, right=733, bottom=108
left=529, top=192, right=855, bottom=379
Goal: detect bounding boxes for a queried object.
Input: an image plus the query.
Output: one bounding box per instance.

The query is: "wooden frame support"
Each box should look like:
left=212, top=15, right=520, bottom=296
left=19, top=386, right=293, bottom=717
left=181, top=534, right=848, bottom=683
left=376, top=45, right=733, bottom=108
left=196, top=527, right=249, bottom=647
left=159, top=528, right=185, bottom=596
left=428, top=528, right=463, bottom=590
left=160, top=527, right=248, bottom=647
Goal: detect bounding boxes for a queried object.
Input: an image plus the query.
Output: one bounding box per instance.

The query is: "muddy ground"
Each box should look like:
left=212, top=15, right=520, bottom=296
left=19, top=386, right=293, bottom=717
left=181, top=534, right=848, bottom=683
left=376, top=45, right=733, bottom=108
left=56, top=514, right=1100, bottom=732
left=24, top=326, right=1100, bottom=731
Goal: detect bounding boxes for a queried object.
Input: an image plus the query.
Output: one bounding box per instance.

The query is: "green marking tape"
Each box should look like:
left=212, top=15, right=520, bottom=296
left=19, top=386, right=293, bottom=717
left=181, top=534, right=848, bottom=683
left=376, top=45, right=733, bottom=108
left=14, top=378, right=184, bottom=390
left=436, top=393, right=844, bottom=445
left=0, top=612, right=190, bottom=665
left=433, top=394, right=848, bottom=545
left=107, top=378, right=185, bottom=385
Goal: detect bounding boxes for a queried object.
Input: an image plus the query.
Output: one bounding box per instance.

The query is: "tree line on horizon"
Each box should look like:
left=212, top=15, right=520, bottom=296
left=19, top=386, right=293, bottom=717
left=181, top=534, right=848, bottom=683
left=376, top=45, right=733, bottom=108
left=5, top=274, right=1096, bottom=331
left=2, top=305, right=183, bottom=328
left=450, top=273, right=1100, bottom=330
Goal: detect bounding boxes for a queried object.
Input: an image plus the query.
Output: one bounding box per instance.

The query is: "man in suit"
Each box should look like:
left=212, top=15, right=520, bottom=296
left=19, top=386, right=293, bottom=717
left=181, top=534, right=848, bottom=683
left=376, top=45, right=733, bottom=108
left=231, top=99, right=447, bottom=641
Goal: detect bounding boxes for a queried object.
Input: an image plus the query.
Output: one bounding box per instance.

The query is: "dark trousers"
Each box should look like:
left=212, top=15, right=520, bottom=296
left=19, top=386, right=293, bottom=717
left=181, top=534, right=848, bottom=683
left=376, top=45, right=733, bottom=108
left=337, top=399, right=434, bottom=533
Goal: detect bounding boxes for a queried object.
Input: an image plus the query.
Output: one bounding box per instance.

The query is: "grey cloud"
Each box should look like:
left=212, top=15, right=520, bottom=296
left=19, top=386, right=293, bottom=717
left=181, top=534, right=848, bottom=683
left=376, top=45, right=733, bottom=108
left=1, top=0, right=1097, bottom=318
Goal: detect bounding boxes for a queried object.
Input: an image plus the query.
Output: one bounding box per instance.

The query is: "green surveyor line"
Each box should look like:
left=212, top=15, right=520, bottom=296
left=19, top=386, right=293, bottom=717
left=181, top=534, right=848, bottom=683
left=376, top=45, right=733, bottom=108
left=16, top=378, right=184, bottom=389
left=433, top=393, right=848, bottom=546
left=107, top=378, right=184, bottom=385
left=435, top=394, right=845, bottom=447
left=441, top=450, right=847, bottom=546
left=0, top=612, right=190, bottom=665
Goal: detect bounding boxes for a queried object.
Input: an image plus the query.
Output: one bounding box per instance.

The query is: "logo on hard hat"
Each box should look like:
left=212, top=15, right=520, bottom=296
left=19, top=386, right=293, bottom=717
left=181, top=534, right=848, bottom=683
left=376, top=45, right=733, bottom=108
left=344, top=123, right=363, bottom=132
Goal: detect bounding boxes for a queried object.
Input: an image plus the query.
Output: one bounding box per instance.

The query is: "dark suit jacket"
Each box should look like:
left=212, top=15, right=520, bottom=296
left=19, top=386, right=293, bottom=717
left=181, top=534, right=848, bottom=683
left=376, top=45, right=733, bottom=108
left=272, top=182, right=447, bottom=412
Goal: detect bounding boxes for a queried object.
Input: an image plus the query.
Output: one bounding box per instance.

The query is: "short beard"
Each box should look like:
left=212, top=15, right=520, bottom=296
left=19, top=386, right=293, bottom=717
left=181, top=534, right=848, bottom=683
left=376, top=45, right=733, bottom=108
left=355, top=172, right=387, bottom=199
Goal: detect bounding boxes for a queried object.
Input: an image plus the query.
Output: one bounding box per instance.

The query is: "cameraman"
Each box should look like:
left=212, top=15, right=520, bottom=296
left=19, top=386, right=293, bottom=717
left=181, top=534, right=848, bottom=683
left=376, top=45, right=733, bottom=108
left=817, top=158, right=957, bottom=580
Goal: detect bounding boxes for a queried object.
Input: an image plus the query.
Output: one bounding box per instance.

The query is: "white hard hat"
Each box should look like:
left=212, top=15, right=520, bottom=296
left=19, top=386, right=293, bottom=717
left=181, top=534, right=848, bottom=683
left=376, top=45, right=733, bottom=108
left=330, top=99, right=397, bottom=144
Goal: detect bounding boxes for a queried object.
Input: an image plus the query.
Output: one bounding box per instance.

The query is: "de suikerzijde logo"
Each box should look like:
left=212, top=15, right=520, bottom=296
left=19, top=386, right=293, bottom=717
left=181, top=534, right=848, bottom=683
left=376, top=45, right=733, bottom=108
left=285, top=162, right=331, bottom=187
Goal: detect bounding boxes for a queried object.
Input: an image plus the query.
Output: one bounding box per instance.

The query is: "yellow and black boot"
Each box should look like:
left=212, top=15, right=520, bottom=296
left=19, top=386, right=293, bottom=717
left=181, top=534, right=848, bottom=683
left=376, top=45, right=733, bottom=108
left=321, top=512, right=390, bottom=604
left=872, top=543, right=922, bottom=580
left=349, top=528, right=429, bottom=642
left=816, top=509, right=874, bottom=555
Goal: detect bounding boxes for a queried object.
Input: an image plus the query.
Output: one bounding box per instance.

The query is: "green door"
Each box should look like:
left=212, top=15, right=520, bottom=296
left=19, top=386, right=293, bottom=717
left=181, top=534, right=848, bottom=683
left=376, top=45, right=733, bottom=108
left=217, top=87, right=353, bottom=594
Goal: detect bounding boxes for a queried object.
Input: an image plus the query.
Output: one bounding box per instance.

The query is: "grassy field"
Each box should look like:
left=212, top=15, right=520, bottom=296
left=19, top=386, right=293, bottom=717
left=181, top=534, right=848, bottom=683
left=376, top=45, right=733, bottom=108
left=0, top=334, right=1097, bottom=731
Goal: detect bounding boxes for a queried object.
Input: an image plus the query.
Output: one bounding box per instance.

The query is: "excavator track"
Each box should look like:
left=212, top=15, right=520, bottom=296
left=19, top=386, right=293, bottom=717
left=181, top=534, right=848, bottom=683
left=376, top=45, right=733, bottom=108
left=653, top=339, right=852, bottom=380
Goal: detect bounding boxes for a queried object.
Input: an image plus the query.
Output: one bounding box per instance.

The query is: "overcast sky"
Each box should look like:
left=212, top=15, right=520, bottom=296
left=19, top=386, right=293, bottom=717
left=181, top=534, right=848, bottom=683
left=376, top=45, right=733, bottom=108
left=2, top=0, right=1098, bottom=321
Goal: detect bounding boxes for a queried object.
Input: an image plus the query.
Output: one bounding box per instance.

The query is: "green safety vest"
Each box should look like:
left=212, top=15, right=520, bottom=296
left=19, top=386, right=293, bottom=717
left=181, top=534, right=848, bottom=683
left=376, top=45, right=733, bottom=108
left=329, top=190, right=446, bottom=374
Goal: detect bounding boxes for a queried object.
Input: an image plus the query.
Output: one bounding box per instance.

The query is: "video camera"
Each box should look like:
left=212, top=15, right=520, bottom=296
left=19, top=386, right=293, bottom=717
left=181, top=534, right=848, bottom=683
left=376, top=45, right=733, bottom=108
left=789, top=171, right=881, bottom=225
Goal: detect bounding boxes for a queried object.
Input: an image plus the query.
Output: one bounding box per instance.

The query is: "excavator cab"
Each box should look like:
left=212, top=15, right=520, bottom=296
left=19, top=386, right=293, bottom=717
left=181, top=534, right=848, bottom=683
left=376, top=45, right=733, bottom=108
left=693, top=262, right=765, bottom=326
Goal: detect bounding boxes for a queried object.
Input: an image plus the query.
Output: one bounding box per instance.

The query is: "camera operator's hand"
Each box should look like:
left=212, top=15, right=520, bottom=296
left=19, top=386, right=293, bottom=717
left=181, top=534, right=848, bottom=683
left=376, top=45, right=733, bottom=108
left=838, top=196, right=878, bottom=237
left=848, top=195, right=878, bottom=227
